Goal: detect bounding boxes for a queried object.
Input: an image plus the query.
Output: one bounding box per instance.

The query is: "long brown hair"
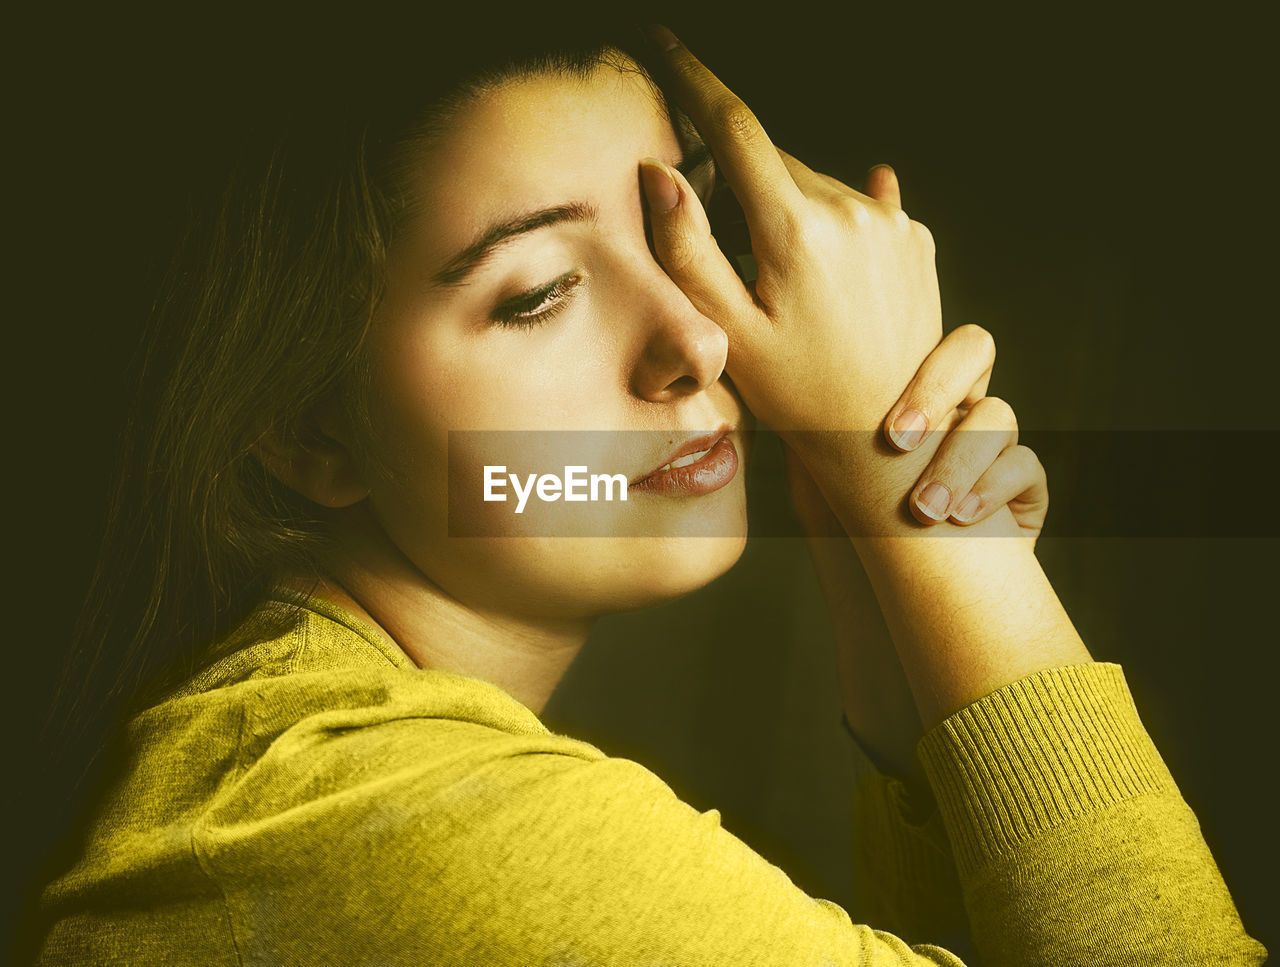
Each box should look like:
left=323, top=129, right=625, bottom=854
left=21, top=9, right=661, bottom=954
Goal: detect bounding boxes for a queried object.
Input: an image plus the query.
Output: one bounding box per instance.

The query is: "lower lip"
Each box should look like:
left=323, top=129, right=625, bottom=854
left=631, top=435, right=739, bottom=496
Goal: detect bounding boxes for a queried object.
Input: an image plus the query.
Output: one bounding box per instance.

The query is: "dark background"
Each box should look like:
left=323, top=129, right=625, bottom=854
left=9, top=0, right=1278, bottom=957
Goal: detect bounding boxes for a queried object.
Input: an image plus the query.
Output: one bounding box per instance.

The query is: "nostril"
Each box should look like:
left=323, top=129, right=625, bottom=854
left=665, top=374, right=700, bottom=395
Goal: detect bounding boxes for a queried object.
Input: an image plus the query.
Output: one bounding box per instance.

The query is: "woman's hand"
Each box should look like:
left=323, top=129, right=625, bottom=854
left=809, top=263, right=1047, bottom=538
left=881, top=333, right=1048, bottom=542
left=639, top=28, right=943, bottom=447
left=786, top=339, right=1049, bottom=544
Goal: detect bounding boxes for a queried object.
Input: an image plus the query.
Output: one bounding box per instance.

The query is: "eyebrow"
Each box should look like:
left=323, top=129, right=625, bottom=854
left=429, top=140, right=717, bottom=289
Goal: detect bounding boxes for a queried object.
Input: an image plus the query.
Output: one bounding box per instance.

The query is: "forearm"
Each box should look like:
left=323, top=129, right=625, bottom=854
left=792, top=446, right=972, bottom=951
left=801, top=530, right=924, bottom=781
left=798, top=431, right=1092, bottom=731
left=859, top=531, right=1089, bottom=730
left=786, top=441, right=926, bottom=782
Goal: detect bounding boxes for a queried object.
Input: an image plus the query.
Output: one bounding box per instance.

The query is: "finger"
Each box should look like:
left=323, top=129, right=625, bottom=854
left=639, top=157, right=766, bottom=334
left=907, top=397, right=1019, bottom=523
left=646, top=26, right=807, bottom=247
left=863, top=164, right=902, bottom=209
left=948, top=445, right=1047, bottom=527
left=883, top=324, right=996, bottom=452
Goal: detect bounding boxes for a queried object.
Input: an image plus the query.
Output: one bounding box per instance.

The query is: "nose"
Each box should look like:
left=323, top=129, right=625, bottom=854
left=628, top=277, right=729, bottom=403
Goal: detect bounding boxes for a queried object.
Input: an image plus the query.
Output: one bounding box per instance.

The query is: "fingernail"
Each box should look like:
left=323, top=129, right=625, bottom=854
left=890, top=409, right=927, bottom=450
left=915, top=482, right=951, bottom=521
left=640, top=158, right=680, bottom=212
left=644, top=24, right=681, bottom=51
left=952, top=492, right=981, bottom=522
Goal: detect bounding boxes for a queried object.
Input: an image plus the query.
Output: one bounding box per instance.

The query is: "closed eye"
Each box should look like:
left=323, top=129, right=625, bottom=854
left=490, top=272, right=584, bottom=329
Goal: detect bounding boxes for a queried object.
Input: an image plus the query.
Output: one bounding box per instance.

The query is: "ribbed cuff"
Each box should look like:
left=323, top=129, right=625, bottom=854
left=916, top=662, right=1173, bottom=878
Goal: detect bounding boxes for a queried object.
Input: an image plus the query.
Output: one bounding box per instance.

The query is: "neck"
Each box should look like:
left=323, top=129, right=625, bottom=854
left=320, top=574, right=592, bottom=715
left=288, top=514, right=595, bottom=716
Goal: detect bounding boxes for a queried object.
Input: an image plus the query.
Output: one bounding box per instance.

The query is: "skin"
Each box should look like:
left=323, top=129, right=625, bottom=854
left=261, top=51, right=1055, bottom=740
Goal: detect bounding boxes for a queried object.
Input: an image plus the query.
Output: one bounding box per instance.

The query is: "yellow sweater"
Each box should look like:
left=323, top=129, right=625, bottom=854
left=35, top=591, right=1265, bottom=965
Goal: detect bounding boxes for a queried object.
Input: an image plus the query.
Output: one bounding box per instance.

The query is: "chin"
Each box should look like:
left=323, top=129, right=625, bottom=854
left=593, top=479, right=751, bottom=610
left=602, top=532, right=749, bottom=612
left=432, top=476, right=751, bottom=618
left=451, top=528, right=749, bottom=620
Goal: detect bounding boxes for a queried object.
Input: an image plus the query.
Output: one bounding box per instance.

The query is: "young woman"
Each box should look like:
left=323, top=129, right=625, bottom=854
left=25, top=13, right=1264, bottom=966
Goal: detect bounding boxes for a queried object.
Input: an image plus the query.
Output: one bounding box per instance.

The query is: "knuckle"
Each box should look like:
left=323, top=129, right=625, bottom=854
left=974, top=395, right=1017, bottom=430
left=890, top=207, right=912, bottom=232
left=660, top=226, right=701, bottom=275
left=938, top=456, right=979, bottom=489
left=957, top=323, right=996, bottom=361
left=1010, top=445, right=1048, bottom=500
left=836, top=195, right=873, bottom=229
left=714, top=99, right=761, bottom=144
left=910, top=219, right=936, bottom=255
left=1013, top=444, right=1043, bottom=473
left=789, top=206, right=841, bottom=253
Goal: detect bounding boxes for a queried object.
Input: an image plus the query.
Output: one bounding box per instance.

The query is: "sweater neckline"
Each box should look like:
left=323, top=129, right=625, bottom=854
left=265, top=584, right=418, bottom=673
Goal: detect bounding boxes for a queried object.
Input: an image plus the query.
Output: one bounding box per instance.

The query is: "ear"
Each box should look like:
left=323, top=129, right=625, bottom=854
left=251, top=399, right=371, bottom=509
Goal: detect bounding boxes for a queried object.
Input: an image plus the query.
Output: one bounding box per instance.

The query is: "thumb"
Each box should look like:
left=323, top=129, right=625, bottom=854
left=639, top=158, right=764, bottom=333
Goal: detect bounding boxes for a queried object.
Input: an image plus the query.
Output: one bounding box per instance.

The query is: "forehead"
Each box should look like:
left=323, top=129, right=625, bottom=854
left=399, top=63, right=679, bottom=250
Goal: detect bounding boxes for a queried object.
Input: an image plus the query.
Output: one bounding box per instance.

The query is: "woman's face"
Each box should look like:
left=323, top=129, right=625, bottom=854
left=343, top=57, right=751, bottom=620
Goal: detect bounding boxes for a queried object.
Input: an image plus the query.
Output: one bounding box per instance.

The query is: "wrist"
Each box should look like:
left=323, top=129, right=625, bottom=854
left=793, top=420, right=1020, bottom=540
left=852, top=532, right=1088, bottom=729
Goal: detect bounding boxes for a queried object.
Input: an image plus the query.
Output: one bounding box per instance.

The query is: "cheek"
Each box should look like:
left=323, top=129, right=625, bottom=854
left=355, top=319, right=631, bottom=544
left=377, top=320, right=624, bottom=434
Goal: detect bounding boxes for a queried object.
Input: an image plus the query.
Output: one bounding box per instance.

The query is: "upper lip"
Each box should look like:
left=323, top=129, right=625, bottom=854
left=632, top=425, right=733, bottom=484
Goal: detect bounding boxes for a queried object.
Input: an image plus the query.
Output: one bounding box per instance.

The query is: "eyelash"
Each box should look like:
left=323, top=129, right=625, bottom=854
left=490, top=272, right=583, bottom=329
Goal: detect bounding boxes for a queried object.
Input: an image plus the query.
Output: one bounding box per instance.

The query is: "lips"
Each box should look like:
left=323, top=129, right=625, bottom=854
left=632, top=425, right=733, bottom=485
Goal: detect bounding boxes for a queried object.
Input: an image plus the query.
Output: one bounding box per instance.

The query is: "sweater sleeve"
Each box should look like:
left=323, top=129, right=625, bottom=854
left=192, top=662, right=1265, bottom=966
left=914, top=661, right=1266, bottom=967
